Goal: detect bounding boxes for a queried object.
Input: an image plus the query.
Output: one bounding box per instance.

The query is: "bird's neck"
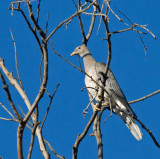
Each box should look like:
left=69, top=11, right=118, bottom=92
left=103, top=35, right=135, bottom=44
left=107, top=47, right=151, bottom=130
left=82, top=53, right=96, bottom=73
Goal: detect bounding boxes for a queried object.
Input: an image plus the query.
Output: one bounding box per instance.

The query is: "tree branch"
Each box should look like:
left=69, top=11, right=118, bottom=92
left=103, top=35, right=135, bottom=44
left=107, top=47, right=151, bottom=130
left=40, top=83, right=60, bottom=131
left=72, top=111, right=98, bottom=159
left=129, top=89, right=160, bottom=104
left=0, top=71, right=22, bottom=121
left=46, top=1, right=96, bottom=42
left=27, top=121, right=40, bottom=159
left=10, top=28, right=23, bottom=88
left=44, top=139, right=65, bottom=159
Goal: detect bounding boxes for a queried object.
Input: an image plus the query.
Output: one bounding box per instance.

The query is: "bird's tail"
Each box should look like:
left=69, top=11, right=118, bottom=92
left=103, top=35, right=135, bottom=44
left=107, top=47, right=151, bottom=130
left=113, top=108, right=143, bottom=141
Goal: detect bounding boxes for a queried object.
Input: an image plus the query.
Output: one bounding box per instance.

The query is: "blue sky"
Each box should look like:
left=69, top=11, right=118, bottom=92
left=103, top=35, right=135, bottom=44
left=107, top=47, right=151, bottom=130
left=0, top=0, right=160, bottom=159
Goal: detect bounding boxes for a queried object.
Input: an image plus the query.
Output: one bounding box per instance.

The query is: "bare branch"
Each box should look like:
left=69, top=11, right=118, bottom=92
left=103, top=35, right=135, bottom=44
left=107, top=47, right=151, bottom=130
left=129, top=89, right=160, bottom=104
left=78, top=0, right=87, bottom=44
left=0, top=102, right=17, bottom=121
left=83, top=12, right=107, bottom=18
left=40, top=83, right=60, bottom=131
left=27, top=121, right=41, bottom=159
left=93, top=116, right=103, bottom=159
left=24, top=43, right=48, bottom=123
left=0, top=58, right=50, bottom=158
left=106, top=1, right=122, bottom=22
left=17, top=122, right=25, bottom=159
left=78, top=14, right=87, bottom=44
left=0, top=59, right=33, bottom=119
left=45, top=13, right=49, bottom=35
left=0, top=71, right=22, bottom=121
left=46, top=1, right=96, bottom=42
left=135, top=23, right=156, bottom=39
left=10, top=28, right=23, bottom=88
left=26, top=1, right=45, bottom=39
left=86, top=0, right=97, bottom=41
left=134, top=117, right=160, bottom=148
left=0, top=116, right=18, bottom=122
left=34, top=0, right=41, bottom=32
left=44, top=139, right=65, bottom=159
left=72, top=111, right=98, bottom=159
left=9, top=5, right=43, bottom=54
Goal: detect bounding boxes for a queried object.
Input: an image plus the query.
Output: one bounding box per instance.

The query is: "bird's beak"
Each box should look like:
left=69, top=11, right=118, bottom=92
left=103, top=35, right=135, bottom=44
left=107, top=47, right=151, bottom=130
left=70, top=51, right=76, bottom=57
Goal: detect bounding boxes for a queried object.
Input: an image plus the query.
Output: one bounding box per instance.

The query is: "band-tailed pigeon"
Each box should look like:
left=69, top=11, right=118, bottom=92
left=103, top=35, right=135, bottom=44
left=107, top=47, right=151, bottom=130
left=70, top=44, right=142, bottom=141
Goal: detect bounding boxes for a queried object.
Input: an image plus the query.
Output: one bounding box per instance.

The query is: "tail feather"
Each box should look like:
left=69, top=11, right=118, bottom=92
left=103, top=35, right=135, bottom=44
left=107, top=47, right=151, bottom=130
left=113, top=107, right=143, bottom=141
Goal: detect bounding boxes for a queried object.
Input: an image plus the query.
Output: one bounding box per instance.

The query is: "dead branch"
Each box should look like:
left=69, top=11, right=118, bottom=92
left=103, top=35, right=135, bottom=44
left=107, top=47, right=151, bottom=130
left=0, top=102, right=18, bottom=121
left=129, top=89, right=160, bottom=104
left=40, top=83, right=60, bottom=131
left=17, top=122, right=25, bottom=159
left=26, top=1, right=46, bottom=39
left=93, top=116, right=103, bottom=159
left=78, top=0, right=87, bottom=44
left=106, top=1, right=122, bottom=22
left=0, top=58, right=49, bottom=158
left=0, top=117, right=18, bottom=122
left=134, top=23, right=156, bottom=39
left=45, top=13, right=49, bottom=35
left=134, top=117, right=160, bottom=148
left=86, top=0, right=97, bottom=41
left=0, top=71, right=22, bottom=121
left=27, top=121, right=41, bottom=159
left=34, top=0, right=41, bottom=32
left=10, top=28, right=23, bottom=88
left=44, top=139, right=65, bottom=159
left=46, top=1, right=96, bottom=42
left=72, top=111, right=98, bottom=159
left=23, top=43, right=48, bottom=123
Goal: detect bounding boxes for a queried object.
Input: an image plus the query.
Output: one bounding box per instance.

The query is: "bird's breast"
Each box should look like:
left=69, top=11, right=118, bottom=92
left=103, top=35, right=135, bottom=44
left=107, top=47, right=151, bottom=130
left=85, top=69, right=98, bottom=98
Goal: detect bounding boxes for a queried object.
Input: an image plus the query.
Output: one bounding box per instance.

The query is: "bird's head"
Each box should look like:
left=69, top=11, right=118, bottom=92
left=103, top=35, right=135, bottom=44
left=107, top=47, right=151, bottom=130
left=70, top=45, right=90, bottom=58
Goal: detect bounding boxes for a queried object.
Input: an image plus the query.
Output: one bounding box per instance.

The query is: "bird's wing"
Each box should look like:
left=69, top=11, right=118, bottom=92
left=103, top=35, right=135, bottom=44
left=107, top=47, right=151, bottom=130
left=95, top=62, right=135, bottom=114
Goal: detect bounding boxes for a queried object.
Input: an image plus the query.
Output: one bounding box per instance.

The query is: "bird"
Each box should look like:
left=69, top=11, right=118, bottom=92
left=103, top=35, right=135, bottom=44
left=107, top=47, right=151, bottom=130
left=70, top=44, right=142, bottom=141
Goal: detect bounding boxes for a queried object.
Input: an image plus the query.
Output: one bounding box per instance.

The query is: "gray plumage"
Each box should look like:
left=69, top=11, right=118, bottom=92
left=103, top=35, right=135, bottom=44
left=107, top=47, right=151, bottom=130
left=70, top=45, right=142, bottom=141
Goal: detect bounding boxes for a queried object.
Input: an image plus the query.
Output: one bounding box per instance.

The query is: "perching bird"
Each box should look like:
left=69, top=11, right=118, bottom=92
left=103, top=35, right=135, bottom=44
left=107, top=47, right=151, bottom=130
left=70, top=44, right=142, bottom=141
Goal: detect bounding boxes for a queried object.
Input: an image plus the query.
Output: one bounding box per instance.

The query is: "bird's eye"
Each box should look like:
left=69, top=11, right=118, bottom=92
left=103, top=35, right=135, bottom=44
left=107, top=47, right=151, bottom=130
left=78, top=47, right=81, bottom=49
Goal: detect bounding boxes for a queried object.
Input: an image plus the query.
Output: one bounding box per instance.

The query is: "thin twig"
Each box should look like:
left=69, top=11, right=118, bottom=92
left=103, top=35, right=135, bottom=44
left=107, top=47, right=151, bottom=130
left=137, top=31, right=148, bottom=59
left=106, top=1, right=122, bottom=22
left=46, top=1, right=96, bottom=42
left=0, top=103, right=17, bottom=120
left=0, top=117, right=18, bottom=122
left=83, top=12, right=107, bottom=18
left=10, top=28, right=23, bottom=88
left=34, top=0, right=41, bottom=32
left=72, top=111, right=98, bottom=159
left=134, top=117, right=160, bottom=148
left=44, top=139, right=65, bottom=159
left=40, top=83, right=60, bottom=131
left=78, top=0, right=87, bottom=44
left=86, top=0, right=97, bottom=41
left=129, top=89, right=160, bottom=104
left=115, top=7, right=133, bottom=25
left=134, top=23, right=156, bottom=39
left=40, top=56, right=43, bottom=83
left=45, top=13, right=49, bottom=35
left=0, top=57, right=49, bottom=158
left=26, top=1, right=46, bottom=39
left=19, top=9, right=43, bottom=54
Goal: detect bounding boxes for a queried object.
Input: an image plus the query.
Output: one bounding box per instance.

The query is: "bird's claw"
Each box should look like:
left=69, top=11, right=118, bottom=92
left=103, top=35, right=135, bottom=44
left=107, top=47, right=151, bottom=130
left=95, top=94, right=102, bottom=102
left=93, top=103, right=101, bottom=111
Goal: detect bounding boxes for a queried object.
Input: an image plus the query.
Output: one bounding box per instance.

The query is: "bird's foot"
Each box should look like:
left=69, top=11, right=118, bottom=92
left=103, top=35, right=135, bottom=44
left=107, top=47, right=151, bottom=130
left=95, top=94, right=102, bottom=102
left=93, top=103, right=101, bottom=111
